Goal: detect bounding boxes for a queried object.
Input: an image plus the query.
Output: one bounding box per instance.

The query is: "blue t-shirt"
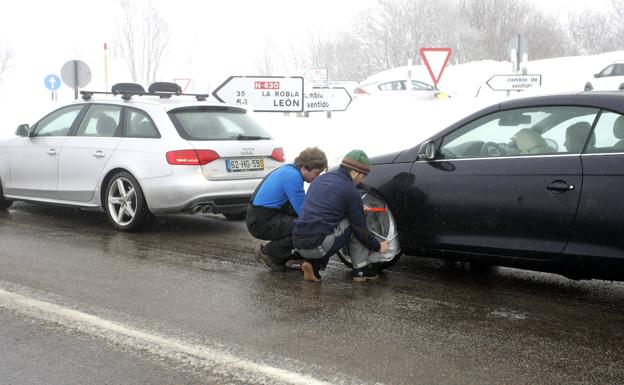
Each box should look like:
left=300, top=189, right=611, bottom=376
left=251, top=164, right=305, bottom=215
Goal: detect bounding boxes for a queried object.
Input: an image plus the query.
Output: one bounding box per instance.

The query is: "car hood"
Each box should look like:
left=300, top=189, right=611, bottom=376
left=370, top=150, right=404, bottom=165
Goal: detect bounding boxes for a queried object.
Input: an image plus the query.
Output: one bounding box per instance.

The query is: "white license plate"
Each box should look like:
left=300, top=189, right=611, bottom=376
left=226, top=158, right=264, bottom=172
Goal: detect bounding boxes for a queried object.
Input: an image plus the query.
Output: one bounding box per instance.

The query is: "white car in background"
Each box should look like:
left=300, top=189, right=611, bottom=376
left=0, top=82, right=285, bottom=231
left=584, top=61, right=624, bottom=91
left=353, top=79, right=447, bottom=100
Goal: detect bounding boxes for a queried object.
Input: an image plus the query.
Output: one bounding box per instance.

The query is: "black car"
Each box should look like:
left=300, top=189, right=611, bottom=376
left=358, top=92, right=624, bottom=280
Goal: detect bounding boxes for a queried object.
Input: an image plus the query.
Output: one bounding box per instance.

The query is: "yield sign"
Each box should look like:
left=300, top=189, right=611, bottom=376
left=419, top=48, right=452, bottom=86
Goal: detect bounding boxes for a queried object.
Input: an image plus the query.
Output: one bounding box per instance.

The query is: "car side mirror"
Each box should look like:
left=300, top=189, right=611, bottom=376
left=594, top=73, right=599, bottom=78
left=15, top=124, right=30, bottom=137
left=418, top=140, right=436, bottom=160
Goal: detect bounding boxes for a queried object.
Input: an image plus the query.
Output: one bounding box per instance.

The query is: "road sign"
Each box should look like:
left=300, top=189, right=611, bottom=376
left=305, top=87, right=352, bottom=112
left=486, top=74, right=542, bottom=91
left=303, top=68, right=328, bottom=87
left=61, top=60, right=91, bottom=88
left=44, top=74, right=61, bottom=91
left=420, top=48, right=452, bottom=86
left=212, top=76, right=304, bottom=112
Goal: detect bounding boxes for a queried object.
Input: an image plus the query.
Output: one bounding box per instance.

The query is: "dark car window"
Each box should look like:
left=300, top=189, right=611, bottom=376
left=34, top=105, right=83, bottom=137
left=378, top=81, right=406, bottom=91
left=438, top=106, right=599, bottom=159
left=614, top=64, right=624, bottom=76
left=410, top=80, right=434, bottom=90
left=124, top=108, right=160, bottom=138
left=169, top=107, right=272, bottom=141
left=76, top=105, right=122, bottom=137
left=586, top=111, right=624, bottom=153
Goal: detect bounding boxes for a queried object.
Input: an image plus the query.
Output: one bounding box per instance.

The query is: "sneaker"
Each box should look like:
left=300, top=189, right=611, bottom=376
left=256, top=245, right=286, bottom=272
left=301, top=261, right=321, bottom=282
left=352, top=265, right=379, bottom=282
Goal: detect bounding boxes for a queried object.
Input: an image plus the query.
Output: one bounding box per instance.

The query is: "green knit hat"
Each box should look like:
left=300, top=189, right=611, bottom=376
left=341, top=149, right=371, bottom=175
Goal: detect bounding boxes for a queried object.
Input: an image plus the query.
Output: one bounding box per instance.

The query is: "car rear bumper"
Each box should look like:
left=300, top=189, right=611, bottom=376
left=141, top=170, right=261, bottom=214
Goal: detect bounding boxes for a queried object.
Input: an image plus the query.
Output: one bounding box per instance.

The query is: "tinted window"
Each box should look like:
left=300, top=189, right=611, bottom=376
left=378, top=81, right=405, bottom=91
left=169, top=107, right=272, bottom=141
left=34, top=105, right=83, bottom=137
left=438, top=106, right=598, bottom=159
left=125, top=109, right=160, bottom=138
left=76, top=105, right=122, bottom=137
left=410, top=80, right=433, bottom=90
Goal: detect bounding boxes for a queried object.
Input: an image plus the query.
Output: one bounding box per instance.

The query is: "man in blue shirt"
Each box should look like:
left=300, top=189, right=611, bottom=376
left=292, top=149, right=390, bottom=282
left=247, top=147, right=327, bottom=272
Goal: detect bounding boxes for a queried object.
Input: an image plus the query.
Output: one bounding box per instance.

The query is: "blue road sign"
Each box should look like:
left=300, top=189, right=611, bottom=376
left=44, top=74, right=61, bottom=91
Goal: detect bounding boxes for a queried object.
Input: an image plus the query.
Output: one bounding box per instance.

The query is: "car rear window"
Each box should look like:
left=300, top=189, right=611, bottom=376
left=168, top=107, right=272, bottom=141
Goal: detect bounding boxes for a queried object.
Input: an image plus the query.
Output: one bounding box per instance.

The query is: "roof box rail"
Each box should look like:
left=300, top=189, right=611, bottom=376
left=80, top=81, right=209, bottom=101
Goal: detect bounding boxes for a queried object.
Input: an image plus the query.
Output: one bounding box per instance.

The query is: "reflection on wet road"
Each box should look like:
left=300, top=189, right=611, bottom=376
left=1, top=203, right=623, bottom=385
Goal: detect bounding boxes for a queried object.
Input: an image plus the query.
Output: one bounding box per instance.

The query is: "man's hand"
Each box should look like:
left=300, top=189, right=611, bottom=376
left=379, top=241, right=390, bottom=253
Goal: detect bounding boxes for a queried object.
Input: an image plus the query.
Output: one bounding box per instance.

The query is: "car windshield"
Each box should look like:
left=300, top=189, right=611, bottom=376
left=168, top=107, right=272, bottom=141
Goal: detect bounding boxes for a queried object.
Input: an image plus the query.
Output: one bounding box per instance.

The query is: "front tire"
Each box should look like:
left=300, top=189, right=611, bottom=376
left=104, top=171, right=150, bottom=232
left=0, top=180, right=12, bottom=210
left=337, top=192, right=402, bottom=271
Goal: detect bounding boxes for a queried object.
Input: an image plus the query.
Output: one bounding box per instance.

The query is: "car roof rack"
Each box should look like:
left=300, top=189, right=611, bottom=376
left=80, top=82, right=209, bottom=101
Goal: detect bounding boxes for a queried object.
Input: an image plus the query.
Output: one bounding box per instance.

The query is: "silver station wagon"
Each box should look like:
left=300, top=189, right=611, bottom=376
left=0, top=82, right=285, bottom=231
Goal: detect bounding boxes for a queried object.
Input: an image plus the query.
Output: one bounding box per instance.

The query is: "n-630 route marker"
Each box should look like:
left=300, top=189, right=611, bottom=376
left=212, top=76, right=304, bottom=112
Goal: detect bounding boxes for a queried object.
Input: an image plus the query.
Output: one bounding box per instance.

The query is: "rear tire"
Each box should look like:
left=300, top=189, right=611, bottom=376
left=0, top=180, right=12, bottom=210
left=104, top=171, right=150, bottom=232
left=337, top=191, right=402, bottom=271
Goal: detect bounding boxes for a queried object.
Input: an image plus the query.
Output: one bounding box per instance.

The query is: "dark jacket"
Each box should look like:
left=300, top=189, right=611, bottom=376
left=292, top=167, right=380, bottom=251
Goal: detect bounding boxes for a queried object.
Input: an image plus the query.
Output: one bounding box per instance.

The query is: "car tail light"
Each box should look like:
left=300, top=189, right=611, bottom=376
left=166, top=149, right=220, bottom=165
left=271, top=147, right=285, bottom=162
left=353, top=87, right=369, bottom=95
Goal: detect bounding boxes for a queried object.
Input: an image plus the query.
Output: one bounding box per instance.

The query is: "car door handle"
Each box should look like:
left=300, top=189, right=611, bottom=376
left=92, top=150, right=106, bottom=158
left=47, top=148, right=57, bottom=156
left=547, top=180, right=575, bottom=193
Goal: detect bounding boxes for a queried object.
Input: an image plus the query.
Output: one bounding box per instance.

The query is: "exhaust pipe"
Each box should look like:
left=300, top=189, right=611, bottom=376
left=201, top=204, right=215, bottom=215
left=191, top=205, right=204, bottom=214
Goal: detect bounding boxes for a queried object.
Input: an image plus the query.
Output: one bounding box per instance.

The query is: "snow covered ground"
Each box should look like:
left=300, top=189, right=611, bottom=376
left=1, top=50, right=623, bottom=167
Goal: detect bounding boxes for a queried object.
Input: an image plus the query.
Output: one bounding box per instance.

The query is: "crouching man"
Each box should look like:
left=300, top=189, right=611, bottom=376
left=292, top=149, right=390, bottom=282
left=247, top=147, right=328, bottom=272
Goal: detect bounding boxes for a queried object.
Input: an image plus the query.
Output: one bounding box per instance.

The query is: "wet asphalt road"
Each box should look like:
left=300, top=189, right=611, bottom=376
left=0, top=202, right=623, bottom=385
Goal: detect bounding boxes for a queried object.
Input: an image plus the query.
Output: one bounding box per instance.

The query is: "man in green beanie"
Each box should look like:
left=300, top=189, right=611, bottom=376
left=292, top=149, right=390, bottom=282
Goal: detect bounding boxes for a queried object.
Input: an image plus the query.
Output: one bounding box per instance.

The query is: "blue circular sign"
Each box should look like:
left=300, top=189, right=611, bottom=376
left=44, top=74, right=61, bottom=91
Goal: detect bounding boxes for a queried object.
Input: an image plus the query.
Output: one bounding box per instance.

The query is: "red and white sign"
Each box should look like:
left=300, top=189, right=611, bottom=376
left=419, top=48, right=452, bottom=86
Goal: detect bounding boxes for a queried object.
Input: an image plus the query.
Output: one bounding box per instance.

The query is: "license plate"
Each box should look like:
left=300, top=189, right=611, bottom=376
left=226, top=158, right=264, bottom=172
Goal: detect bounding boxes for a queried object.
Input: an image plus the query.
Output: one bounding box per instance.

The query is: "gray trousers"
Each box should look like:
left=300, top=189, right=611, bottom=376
left=296, top=219, right=372, bottom=269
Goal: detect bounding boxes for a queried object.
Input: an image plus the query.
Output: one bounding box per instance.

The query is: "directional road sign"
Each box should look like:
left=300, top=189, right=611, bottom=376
left=305, top=87, right=352, bottom=112
left=486, top=74, right=542, bottom=91
left=212, top=76, right=304, bottom=112
left=44, top=74, right=61, bottom=91
left=420, top=47, right=452, bottom=86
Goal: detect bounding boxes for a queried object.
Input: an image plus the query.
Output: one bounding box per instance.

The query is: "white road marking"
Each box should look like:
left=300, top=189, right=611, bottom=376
left=0, top=288, right=332, bottom=385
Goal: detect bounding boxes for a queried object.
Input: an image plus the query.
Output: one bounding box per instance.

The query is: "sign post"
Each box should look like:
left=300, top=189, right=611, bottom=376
left=212, top=76, right=304, bottom=112
left=419, top=48, right=452, bottom=86
left=486, top=74, right=542, bottom=91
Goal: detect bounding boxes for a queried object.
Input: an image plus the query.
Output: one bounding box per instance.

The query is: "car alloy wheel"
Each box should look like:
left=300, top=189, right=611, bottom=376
left=105, top=171, right=150, bottom=232
left=337, top=191, right=403, bottom=271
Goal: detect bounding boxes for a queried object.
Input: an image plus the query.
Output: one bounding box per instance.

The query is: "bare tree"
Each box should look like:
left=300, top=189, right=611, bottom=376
left=116, top=0, right=170, bottom=87
left=568, top=10, right=619, bottom=54
left=255, top=38, right=276, bottom=76
left=0, top=42, right=12, bottom=89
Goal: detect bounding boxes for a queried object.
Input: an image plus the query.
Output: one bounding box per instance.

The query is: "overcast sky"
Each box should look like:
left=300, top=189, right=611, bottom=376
left=0, top=0, right=615, bottom=100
